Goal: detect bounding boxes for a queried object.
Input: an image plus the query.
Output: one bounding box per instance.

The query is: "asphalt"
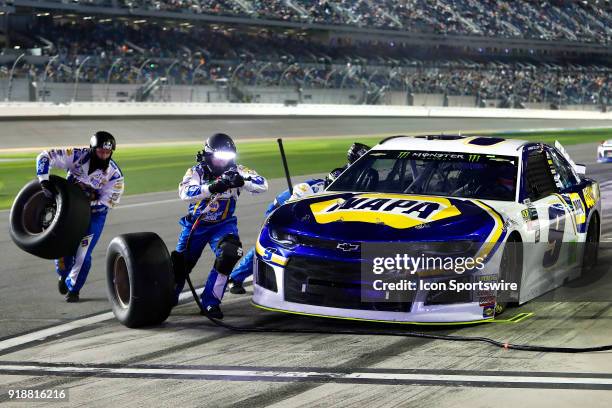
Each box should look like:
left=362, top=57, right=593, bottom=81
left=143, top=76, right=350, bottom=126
left=0, top=118, right=611, bottom=407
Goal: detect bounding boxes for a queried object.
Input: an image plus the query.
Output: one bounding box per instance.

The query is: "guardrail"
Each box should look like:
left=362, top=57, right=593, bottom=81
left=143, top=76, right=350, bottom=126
left=0, top=102, right=610, bottom=120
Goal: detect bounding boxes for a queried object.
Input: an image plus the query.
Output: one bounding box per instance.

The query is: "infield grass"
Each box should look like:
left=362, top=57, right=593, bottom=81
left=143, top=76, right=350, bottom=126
left=1, top=127, right=610, bottom=210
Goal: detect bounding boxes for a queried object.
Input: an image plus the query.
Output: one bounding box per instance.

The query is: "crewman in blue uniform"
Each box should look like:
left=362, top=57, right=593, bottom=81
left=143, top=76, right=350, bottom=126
left=173, top=133, right=268, bottom=318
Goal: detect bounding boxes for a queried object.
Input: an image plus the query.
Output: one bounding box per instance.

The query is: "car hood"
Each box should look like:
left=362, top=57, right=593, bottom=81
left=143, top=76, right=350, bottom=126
left=267, top=192, right=504, bottom=243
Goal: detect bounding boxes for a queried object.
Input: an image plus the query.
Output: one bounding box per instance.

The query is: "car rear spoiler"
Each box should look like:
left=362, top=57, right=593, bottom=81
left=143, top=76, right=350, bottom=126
left=555, top=140, right=586, bottom=175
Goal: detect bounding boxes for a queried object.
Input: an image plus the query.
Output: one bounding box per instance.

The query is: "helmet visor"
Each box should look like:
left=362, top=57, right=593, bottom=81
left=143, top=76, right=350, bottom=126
left=95, top=147, right=113, bottom=160
left=211, top=151, right=236, bottom=170
left=213, top=151, right=236, bottom=161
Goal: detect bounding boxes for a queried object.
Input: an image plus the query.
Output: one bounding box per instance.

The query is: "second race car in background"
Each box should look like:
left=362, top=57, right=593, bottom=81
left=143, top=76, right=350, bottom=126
left=597, top=139, right=612, bottom=163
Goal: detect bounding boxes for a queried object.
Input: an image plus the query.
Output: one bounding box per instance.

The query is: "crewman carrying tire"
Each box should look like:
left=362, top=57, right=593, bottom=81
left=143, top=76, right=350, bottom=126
left=35, top=131, right=124, bottom=302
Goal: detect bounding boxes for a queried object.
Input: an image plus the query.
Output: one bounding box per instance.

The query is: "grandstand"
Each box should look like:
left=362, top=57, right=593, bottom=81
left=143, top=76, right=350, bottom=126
left=0, top=0, right=609, bottom=108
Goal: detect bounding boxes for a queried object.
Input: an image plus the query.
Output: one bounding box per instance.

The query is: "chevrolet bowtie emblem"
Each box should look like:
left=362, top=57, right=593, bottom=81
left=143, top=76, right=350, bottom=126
left=337, top=242, right=360, bottom=252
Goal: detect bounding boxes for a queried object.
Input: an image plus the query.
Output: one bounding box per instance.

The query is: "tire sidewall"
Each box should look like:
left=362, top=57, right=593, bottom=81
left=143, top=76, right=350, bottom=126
left=10, top=175, right=90, bottom=259
left=106, top=233, right=174, bottom=328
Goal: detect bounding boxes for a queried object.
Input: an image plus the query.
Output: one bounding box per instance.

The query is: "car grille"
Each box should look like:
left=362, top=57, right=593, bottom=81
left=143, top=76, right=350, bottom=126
left=256, top=258, right=278, bottom=292
left=283, top=256, right=412, bottom=312
left=295, top=235, right=361, bottom=252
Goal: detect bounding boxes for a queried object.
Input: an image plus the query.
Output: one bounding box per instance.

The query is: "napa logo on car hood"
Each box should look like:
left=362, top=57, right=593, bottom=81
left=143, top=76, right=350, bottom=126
left=308, top=193, right=461, bottom=229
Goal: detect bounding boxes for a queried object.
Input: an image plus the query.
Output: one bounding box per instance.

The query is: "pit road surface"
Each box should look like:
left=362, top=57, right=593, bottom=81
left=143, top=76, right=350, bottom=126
left=1, top=117, right=612, bottom=407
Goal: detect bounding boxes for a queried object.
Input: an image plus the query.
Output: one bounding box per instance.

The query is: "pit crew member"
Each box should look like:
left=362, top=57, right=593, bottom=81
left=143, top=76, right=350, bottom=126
left=173, top=133, right=268, bottom=319
left=36, top=131, right=124, bottom=302
left=324, top=142, right=370, bottom=187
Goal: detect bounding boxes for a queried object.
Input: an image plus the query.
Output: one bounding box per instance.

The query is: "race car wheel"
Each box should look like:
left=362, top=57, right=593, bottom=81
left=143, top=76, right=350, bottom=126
left=106, top=232, right=175, bottom=328
left=581, top=214, right=600, bottom=275
left=9, top=175, right=90, bottom=259
left=497, top=234, right=523, bottom=314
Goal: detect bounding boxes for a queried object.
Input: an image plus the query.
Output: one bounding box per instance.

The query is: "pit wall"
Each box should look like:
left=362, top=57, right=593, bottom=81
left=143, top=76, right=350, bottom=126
left=0, top=102, right=610, bottom=120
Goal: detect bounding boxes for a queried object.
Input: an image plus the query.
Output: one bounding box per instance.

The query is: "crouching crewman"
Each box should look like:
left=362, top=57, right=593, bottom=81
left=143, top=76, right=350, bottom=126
left=173, top=133, right=268, bottom=319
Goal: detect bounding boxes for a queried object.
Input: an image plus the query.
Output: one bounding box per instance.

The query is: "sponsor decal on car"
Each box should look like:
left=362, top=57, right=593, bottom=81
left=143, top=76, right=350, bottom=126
left=583, top=184, right=598, bottom=208
left=256, top=241, right=287, bottom=266
left=308, top=194, right=461, bottom=229
left=521, top=209, right=530, bottom=222
left=479, top=297, right=496, bottom=306
left=569, top=193, right=586, bottom=225
left=483, top=305, right=495, bottom=317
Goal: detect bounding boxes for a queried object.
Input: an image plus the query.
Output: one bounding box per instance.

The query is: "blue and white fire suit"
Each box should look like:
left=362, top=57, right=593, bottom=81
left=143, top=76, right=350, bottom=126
left=229, top=178, right=325, bottom=284
left=36, top=148, right=124, bottom=293
left=175, top=163, right=268, bottom=307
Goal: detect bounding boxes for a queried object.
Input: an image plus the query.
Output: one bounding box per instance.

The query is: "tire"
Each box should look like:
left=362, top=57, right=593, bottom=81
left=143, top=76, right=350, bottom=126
left=496, top=234, right=523, bottom=315
left=581, top=215, right=600, bottom=276
left=564, top=215, right=602, bottom=289
left=106, top=232, right=175, bottom=328
left=9, top=175, right=90, bottom=259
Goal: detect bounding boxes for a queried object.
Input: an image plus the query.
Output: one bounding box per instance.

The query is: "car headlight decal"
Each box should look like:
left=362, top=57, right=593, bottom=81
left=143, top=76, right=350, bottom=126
left=269, top=227, right=298, bottom=249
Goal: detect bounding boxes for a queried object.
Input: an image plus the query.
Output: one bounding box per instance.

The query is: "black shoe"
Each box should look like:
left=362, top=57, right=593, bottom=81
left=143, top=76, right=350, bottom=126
left=200, top=305, right=223, bottom=319
left=65, top=291, right=80, bottom=303
left=58, top=278, right=68, bottom=295
left=229, top=281, right=246, bottom=295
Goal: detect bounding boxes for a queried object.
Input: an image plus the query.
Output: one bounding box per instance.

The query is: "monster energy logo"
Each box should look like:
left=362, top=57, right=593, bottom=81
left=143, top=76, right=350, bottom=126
left=397, top=151, right=481, bottom=161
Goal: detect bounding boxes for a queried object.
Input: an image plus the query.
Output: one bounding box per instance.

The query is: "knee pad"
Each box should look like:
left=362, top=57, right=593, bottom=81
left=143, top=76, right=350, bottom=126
left=214, top=234, right=243, bottom=275
left=171, top=251, right=186, bottom=280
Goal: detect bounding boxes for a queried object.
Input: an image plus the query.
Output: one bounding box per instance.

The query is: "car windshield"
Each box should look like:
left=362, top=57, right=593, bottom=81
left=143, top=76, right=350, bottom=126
left=327, top=150, right=518, bottom=201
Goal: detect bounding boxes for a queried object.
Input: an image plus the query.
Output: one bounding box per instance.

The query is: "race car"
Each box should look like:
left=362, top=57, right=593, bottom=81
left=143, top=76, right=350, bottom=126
left=253, top=135, right=601, bottom=323
left=597, top=140, right=612, bottom=163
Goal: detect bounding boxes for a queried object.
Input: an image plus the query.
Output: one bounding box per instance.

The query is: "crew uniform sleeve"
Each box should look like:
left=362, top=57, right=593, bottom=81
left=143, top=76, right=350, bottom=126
left=94, top=168, right=124, bottom=210
left=265, top=189, right=291, bottom=216
left=178, top=166, right=213, bottom=202
left=36, top=148, right=77, bottom=181
left=237, top=165, right=268, bottom=194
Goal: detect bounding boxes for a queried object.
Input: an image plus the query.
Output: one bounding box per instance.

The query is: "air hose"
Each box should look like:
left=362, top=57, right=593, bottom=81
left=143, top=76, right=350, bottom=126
left=184, top=275, right=612, bottom=353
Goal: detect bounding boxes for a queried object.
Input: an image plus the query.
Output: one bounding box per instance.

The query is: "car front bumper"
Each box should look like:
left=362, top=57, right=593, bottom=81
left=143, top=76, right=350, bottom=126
left=252, top=251, right=503, bottom=324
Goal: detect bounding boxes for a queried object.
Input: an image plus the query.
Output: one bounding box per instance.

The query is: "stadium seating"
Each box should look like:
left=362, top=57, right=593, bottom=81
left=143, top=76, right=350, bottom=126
left=27, top=0, right=612, bottom=43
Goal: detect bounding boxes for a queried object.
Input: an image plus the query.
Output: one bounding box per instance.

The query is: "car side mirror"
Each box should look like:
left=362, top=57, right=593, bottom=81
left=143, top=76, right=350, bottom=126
left=574, top=164, right=586, bottom=175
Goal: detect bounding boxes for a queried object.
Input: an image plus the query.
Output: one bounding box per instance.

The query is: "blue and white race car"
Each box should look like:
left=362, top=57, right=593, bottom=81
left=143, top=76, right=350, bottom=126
left=597, top=140, right=612, bottom=163
left=252, top=135, right=602, bottom=323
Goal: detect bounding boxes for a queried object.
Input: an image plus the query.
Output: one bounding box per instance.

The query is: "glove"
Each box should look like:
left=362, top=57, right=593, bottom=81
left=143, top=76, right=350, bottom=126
left=221, top=170, right=245, bottom=188
left=76, top=182, right=100, bottom=201
left=78, top=183, right=100, bottom=201
left=208, top=178, right=230, bottom=194
left=40, top=180, right=54, bottom=199
left=82, top=189, right=100, bottom=201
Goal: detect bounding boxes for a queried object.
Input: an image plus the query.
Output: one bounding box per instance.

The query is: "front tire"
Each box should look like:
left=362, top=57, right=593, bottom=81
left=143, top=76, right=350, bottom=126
left=106, top=232, right=175, bottom=328
left=496, top=234, right=523, bottom=314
